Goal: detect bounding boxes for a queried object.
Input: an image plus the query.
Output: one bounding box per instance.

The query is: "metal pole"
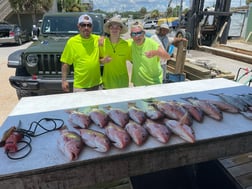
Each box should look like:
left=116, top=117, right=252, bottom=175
left=179, top=0, right=183, bottom=20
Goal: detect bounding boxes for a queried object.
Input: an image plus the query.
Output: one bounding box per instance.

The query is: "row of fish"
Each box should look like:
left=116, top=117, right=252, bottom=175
left=58, top=114, right=195, bottom=161
left=211, top=93, right=252, bottom=112
left=67, top=93, right=252, bottom=130
left=58, top=93, right=252, bottom=161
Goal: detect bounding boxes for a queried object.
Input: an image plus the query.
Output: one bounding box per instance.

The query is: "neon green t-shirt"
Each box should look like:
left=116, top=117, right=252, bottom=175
left=100, top=37, right=131, bottom=89
left=61, top=34, right=102, bottom=89
left=130, top=37, right=162, bottom=86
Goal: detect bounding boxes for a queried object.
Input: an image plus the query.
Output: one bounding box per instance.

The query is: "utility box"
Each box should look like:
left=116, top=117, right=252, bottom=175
left=165, top=72, right=186, bottom=83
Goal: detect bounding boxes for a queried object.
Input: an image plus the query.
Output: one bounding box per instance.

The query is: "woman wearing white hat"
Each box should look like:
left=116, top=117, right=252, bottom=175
left=99, top=17, right=131, bottom=89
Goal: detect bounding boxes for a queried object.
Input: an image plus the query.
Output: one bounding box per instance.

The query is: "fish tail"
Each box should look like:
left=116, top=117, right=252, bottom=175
left=179, top=112, right=189, bottom=126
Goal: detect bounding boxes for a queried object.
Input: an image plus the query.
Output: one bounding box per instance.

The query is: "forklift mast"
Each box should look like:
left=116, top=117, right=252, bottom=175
left=181, top=0, right=232, bottom=49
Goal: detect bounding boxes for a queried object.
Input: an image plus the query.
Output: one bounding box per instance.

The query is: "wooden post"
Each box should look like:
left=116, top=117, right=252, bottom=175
left=175, top=40, right=188, bottom=74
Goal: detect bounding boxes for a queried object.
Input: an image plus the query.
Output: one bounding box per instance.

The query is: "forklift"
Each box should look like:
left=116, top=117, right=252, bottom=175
left=177, top=0, right=232, bottom=49
left=166, top=0, right=232, bottom=82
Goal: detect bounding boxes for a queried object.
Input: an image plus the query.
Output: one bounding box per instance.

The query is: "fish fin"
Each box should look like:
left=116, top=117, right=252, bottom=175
left=103, top=105, right=112, bottom=110
left=65, top=109, right=73, bottom=114
left=209, top=93, right=224, bottom=97
left=90, top=105, right=99, bottom=109
left=142, top=98, right=158, bottom=103
left=78, top=107, right=92, bottom=114
left=178, top=112, right=189, bottom=126
left=240, top=111, right=252, bottom=120
left=128, top=101, right=137, bottom=108
left=181, top=96, right=195, bottom=101
left=72, top=125, right=83, bottom=129
left=59, top=125, right=68, bottom=131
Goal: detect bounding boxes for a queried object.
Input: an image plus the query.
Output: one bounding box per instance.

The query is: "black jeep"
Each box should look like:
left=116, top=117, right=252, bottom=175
left=7, top=12, right=104, bottom=99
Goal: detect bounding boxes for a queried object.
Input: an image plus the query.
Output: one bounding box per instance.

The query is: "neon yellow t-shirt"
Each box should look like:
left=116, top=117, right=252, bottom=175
left=130, top=37, right=162, bottom=86
left=100, top=38, right=131, bottom=89
left=61, top=34, right=102, bottom=89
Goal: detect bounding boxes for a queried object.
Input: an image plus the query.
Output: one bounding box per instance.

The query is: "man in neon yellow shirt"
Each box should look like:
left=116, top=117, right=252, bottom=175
left=99, top=17, right=130, bottom=89
left=61, top=14, right=102, bottom=92
left=129, top=23, right=171, bottom=86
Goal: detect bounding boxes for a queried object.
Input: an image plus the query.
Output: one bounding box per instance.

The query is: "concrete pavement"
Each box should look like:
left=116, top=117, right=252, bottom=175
left=187, top=40, right=252, bottom=84
left=0, top=60, right=18, bottom=126
left=0, top=58, right=18, bottom=126
left=0, top=42, right=34, bottom=126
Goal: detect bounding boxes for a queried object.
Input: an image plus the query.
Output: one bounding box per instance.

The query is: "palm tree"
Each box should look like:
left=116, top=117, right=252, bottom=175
left=9, top=0, right=53, bottom=26
left=151, top=9, right=159, bottom=19
left=140, top=7, right=147, bottom=18
left=58, top=0, right=91, bottom=12
left=246, top=0, right=252, bottom=5
left=9, top=0, right=24, bottom=26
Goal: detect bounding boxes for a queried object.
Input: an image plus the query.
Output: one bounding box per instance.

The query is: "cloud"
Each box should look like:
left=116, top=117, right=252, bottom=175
left=93, top=0, right=247, bottom=12
left=93, top=0, right=169, bottom=12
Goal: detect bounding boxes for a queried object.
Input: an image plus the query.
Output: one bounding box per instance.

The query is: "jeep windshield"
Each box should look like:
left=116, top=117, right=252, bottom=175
left=41, top=15, right=103, bottom=35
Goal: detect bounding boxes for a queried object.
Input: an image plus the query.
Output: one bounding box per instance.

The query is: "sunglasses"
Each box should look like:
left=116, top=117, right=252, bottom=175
left=79, top=23, right=92, bottom=28
left=130, top=31, right=143, bottom=37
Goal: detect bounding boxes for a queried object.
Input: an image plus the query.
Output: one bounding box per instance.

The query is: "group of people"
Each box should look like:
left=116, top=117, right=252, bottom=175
left=61, top=14, right=185, bottom=93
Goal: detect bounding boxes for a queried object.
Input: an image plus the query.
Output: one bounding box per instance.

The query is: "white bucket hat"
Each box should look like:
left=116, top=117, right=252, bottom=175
left=104, top=17, right=128, bottom=34
left=160, top=23, right=170, bottom=31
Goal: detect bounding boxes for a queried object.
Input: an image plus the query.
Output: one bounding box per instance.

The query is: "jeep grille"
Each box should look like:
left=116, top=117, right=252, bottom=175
left=37, top=53, right=73, bottom=75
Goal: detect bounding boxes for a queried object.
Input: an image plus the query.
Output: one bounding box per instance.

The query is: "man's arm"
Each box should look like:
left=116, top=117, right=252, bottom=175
left=145, top=46, right=171, bottom=60
left=61, top=63, right=70, bottom=92
left=172, top=37, right=187, bottom=47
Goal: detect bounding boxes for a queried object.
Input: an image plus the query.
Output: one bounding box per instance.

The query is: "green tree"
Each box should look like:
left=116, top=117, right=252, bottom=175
left=24, top=0, right=53, bottom=23
left=79, top=4, right=89, bottom=12
left=246, top=0, right=252, bottom=5
left=62, top=0, right=76, bottom=11
left=9, top=0, right=24, bottom=26
left=151, top=9, right=159, bottom=19
left=172, top=5, right=180, bottom=17
left=41, top=0, right=54, bottom=11
left=166, top=7, right=173, bottom=17
left=9, top=0, right=53, bottom=26
left=140, top=7, right=147, bottom=18
left=70, top=3, right=81, bottom=12
left=58, top=0, right=90, bottom=12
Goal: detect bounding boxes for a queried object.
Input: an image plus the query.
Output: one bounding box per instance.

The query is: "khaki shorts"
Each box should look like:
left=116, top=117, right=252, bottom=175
left=73, top=85, right=102, bottom=92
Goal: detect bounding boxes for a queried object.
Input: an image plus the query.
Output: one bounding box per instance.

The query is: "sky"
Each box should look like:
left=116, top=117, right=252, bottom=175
left=93, top=0, right=247, bottom=12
